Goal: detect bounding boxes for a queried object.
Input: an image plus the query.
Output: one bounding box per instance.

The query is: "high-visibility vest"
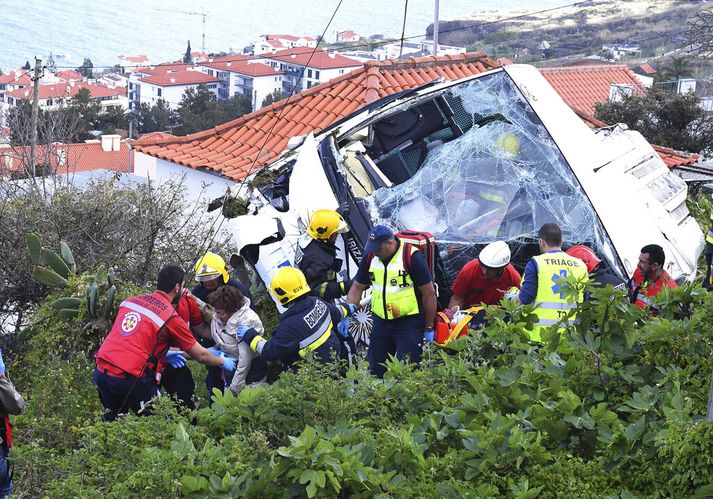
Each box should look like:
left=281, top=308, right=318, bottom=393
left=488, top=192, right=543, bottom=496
left=96, top=291, right=178, bottom=378
left=706, top=208, right=713, bottom=244
left=529, top=252, right=588, bottom=342
left=369, top=242, right=420, bottom=320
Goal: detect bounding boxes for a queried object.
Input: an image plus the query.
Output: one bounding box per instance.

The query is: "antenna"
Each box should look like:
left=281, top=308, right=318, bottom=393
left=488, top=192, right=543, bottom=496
left=156, top=8, right=208, bottom=54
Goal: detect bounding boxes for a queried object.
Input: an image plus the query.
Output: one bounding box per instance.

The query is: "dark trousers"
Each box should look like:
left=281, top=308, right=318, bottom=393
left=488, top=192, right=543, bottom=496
left=705, top=250, right=713, bottom=290
left=161, top=366, right=196, bottom=410
left=0, top=447, right=12, bottom=498
left=205, top=366, right=225, bottom=407
left=368, top=315, right=423, bottom=378
left=93, top=369, right=160, bottom=422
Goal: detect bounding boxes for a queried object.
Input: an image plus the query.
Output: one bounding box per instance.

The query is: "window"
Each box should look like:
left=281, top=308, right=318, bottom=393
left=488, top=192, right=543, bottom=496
left=129, top=82, right=134, bottom=89
left=157, top=88, right=162, bottom=97
left=207, top=84, right=217, bottom=89
left=315, top=70, right=320, bottom=79
left=47, top=99, right=53, bottom=105
left=307, top=69, right=312, bottom=78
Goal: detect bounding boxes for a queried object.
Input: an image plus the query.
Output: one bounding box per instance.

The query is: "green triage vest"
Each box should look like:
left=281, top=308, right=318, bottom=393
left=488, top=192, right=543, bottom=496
left=369, top=242, right=420, bottom=320
left=529, top=252, right=588, bottom=342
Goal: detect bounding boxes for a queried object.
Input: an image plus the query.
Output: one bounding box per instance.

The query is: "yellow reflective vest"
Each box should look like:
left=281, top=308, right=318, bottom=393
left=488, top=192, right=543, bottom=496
left=706, top=208, right=713, bottom=244
left=369, top=242, right=420, bottom=320
left=528, top=252, right=588, bottom=342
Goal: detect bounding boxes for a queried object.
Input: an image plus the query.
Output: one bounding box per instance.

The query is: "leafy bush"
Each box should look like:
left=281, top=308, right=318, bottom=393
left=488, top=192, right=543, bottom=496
left=8, top=282, right=713, bottom=497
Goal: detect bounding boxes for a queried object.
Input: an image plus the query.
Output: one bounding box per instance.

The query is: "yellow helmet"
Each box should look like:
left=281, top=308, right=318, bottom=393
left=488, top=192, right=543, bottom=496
left=194, top=251, right=229, bottom=283
left=307, top=209, right=348, bottom=241
left=496, top=133, right=521, bottom=157
left=270, top=266, right=310, bottom=305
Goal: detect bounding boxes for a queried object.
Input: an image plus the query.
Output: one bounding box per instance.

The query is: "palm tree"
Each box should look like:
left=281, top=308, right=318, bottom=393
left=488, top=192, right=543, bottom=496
left=657, top=56, right=692, bottom=83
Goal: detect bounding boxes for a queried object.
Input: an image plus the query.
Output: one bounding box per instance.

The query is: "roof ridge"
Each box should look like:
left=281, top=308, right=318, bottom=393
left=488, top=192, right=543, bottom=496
left=539, top=64, right=630, bottom=73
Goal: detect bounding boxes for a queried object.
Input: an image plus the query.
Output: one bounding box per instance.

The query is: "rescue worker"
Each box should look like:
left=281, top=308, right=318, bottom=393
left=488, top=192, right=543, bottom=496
left=0, top=349, right=25, bottom=498
left=191, top=251, right=253, bottom=404
left=296, top=209, right=351, bottom=301
left=565, top=245, right=626, bottom=292
left=628, top=244, right=677, bottom=312
left=159, top=289, right=211, bottom=410
left=347, top=225, right=437, bottom=378
left=94, top=265, right=236, bottom=422
left=447, top=241, right=521, bottom=311
left=240, top=267, right=356, bottom=371
left=511, top=223, right=588, bottom=342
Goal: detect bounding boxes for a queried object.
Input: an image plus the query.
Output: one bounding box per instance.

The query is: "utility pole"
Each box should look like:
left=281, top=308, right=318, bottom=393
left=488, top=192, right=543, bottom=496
left=29, top=56, right=43, bottom=178
left=433, top=0, right=440, bottom=56
left=127, top=118, right=133, bottom=174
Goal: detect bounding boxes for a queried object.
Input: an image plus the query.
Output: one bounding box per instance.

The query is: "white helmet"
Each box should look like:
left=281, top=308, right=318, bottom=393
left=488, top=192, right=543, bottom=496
left=478, top=241, right=511, bottom=268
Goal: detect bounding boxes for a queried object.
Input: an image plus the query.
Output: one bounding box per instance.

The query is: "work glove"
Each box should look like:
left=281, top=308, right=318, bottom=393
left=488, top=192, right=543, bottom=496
left=207, top=346, right=222, bottom=357
left=235, top=325, right=249, bottom=339
left=0, top=349, right=6, bottom=376
left=337, top=318, right=350, bottom=338
left=165, top=350, right=187, bottom=369
left=220, top=354, right=237, bottom=372
left=346, top=303, right=358, bottom=315
left=423, top=328, right=435, bottom=344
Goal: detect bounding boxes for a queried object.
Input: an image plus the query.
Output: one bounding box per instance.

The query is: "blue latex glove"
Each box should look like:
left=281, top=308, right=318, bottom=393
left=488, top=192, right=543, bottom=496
left=207, top=346, right=222, bottom=357
left=165, top=350, right=186, bottom=369
left=0, top=349, right=6, bottom=376
left=235, top=325, right=249, bottom=339
left=346, top=303, right=358, bottom=315
left=337, top=318, right=350, bottom=338
left=221, top=354, right=236, bottom=372
left=423, top=329, right=435, bottom=344
left=504, top=287, right=520, bottom=301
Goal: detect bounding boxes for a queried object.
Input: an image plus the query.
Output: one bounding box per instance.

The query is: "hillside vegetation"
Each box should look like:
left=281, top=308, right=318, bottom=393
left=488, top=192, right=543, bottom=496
left=432, top=0, right=704, bottom=63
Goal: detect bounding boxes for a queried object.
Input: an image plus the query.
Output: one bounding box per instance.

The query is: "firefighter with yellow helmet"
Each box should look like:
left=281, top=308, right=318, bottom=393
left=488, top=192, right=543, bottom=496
left=296, top=209, right=351, bottom=301
left=239, top=266, right=357, bottom=371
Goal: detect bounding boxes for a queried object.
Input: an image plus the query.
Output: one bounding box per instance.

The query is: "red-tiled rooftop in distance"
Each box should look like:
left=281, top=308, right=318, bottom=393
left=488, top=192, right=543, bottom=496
left=57, top=69, right=83, bottom=81
left=212, top=54, right=253, bottom=63
left=118, top=54, right=149, bottom=64
left=5, top=82, right=124, bottom=101
left=266, top=34, right=315, bottom=42
left=0, top=139, right=133, bottom=176
left=264, top=48, right=362, bottom=70
left=201, top=61, right=283, bottom=77
left=573, top=109, right=699, bottom=168
left=138, top=70, right=219, bottom=87
left=133, top=52, right=500, bottom=181
left=636, top=63, right=656, bottom=75
left=539, top=65, right=646, bottom=116
left=0, top=70, right=32, bottom=86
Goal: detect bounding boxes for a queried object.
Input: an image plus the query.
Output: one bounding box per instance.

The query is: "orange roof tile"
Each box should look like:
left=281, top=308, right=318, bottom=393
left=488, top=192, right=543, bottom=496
left=539, top=65, right=646, bottom=116
left=134, top=52, right=500, bottom=181
left=138, top=70, right=219, bottom=87
left=201, top=61, right=283, bottom=77
left=0, top=140, right=133, bottom=176
left=5, top=82, right=123, bottom=101
left=264, top=48, right=362, bottom=70
left=57, top=69, right=83, bottom=81
left=573, top=108, right=699, bottom=168
left=0, top=70, right=32, bottom=86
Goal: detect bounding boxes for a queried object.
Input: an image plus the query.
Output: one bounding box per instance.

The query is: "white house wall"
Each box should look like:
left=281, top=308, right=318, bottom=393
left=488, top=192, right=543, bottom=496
left=133, top=153, right=236, bottom=203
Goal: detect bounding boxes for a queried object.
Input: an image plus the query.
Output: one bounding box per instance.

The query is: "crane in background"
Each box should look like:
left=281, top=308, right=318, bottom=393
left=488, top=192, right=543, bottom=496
left=156, top=7, right=208, bottom=54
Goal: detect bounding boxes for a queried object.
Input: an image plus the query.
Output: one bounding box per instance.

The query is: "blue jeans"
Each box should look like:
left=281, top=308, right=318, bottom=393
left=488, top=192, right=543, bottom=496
left=93, top=369, right=160, bottom=422
left=368, top=315, right=423, bottom=378
left=0, top=447, right=12, bottom=497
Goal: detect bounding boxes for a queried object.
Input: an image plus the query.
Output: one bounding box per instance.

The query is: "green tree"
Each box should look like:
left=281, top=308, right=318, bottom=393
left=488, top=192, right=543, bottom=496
left=261, top=89, right=284, bottom=108
left=136, top=100, right=179, bottom=134
left=22, top=60, right=31, bottom=70
left=96, top=105, right=128, bottom=134
left=77, top=58, right=94, bottom=78
left=657, top=56, right=692, bottom=83
left=595, top=86, right=713, bottom=155
left=46, top=53, right=57, bottom=73
left=176, top=85, right=252, bottom=135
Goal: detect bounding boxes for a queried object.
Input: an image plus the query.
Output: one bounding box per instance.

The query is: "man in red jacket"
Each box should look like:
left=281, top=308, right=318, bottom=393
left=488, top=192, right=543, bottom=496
left=94, top=265, right=235, bottom=421
left=628, top=244, right=677, bottom=312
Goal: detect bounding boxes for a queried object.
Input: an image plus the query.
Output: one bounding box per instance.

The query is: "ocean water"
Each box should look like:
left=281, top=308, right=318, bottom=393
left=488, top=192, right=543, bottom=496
left=0, top=0, right=568, bottom=71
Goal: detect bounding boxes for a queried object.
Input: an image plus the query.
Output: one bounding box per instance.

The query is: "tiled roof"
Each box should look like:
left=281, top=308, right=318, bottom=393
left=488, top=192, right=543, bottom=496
left=138, top=70, right=219, bottom=87
left=267, top=34, right=315, bottom=42
left=337, top=31, right=358, bottom=39
left=201, top=61, right=283, bottom=77
left=212, top=54, right=253, bottom=63
left=0, top=139, right=133, bottom=175
left=138, top=131, right=175, bottom=141
left=57, top=69, right=83, bottom=81
left=118, top=54, right=149, bottom=64
left=264, top=48, right=362, bottom=70
left=5, top=82, right=123, bottom=101
left=636, top=63, right=656, bottom=75
left=133, top=52, right=499, bottom=181
left=573, top=109, right=699, bottom=168
left=539, top=65, right=646, bottom=115
left=0, top=70, right=32, bottom=86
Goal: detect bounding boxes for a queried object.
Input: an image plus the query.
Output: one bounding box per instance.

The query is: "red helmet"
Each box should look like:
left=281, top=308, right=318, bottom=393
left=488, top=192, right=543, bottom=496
left=566, top=245, right=601, bottom=273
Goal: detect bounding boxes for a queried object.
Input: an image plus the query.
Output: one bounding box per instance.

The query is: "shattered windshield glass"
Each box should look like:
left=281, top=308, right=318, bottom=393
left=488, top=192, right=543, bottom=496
left=364, top=71, right=620, bottom=285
